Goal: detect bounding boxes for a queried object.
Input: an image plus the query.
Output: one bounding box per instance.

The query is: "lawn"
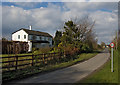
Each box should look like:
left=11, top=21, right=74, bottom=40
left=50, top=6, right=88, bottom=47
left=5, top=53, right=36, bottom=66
left=0, top=53, right=32, bottom=57
left=2, top=52, right=98, bottom=82
left=79, top=49, right=118, bottom=83
left=1, top=53, right=34, bottom=71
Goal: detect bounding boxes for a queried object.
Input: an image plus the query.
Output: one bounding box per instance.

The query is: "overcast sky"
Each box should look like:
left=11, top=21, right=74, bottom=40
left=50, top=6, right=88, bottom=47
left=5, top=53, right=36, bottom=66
left=2, top=2, right=118, bottom=44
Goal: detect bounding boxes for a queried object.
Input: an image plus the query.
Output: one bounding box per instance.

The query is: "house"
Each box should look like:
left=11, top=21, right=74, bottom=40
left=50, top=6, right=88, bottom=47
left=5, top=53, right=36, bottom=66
left=12, top=26, right=53, bottom=52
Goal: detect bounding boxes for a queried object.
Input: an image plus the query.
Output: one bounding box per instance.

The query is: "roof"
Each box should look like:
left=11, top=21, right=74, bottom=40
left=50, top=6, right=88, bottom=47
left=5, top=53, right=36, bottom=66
left=12, top=28, right=52, bottom=37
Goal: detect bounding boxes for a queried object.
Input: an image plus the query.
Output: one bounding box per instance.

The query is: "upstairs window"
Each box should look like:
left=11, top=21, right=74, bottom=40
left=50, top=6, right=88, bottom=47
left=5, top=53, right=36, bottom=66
left=32, top=35, right=36, bottom=40
left=24, top=35, right=26, bottom=39
left=39, top=36, right=41, bottom=40
left=44, top=37, right=46, bottom=41
left=48, top=37, right=51, bottom=41
left=46, top=37, right=48, bottom=41
left=18, top=35, right=20, bottom=39
left=28, top=35, right=32, bottom=40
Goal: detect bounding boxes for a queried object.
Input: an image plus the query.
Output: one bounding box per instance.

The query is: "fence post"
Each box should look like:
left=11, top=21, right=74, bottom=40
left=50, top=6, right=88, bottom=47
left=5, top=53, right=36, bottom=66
left=32, top=54, right=34, bottom=66
left=43, top=53, right=45, bottom=65
left=15, top=56, right=18, bottom=70
left=58, top=52, right=60, bottom=63
left=53, top=52, right=55, bottom=64
left=46, top=53, right=48, bottom=65
left=64, top=51, right=66, bottom=58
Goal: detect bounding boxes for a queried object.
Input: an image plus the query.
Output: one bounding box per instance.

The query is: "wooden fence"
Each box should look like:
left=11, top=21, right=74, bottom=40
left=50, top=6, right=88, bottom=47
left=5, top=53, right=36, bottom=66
left=0, top=52, right=72, bottom=72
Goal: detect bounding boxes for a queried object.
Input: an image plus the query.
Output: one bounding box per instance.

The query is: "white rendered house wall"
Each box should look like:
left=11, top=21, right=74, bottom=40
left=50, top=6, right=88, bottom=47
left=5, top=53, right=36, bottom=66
left=12, top=30, right=28, bottom=42
left=12, top=29, right=32, bottom=52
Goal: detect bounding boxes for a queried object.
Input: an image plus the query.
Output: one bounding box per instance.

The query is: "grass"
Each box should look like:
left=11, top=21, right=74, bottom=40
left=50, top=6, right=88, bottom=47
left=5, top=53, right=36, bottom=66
left=118, top=48, right=120, bottom=84
left=0, top=53, right=33, bottom=57
left=1, top=53, right=34, bottom=71
left=2, top=53, right=98, bottom=82
left=79, top=49, right=118, bottom=83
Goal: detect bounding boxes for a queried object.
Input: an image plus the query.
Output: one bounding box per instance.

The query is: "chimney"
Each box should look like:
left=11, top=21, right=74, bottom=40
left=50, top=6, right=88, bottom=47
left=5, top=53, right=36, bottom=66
left=29, top=25, right=32, bottom=30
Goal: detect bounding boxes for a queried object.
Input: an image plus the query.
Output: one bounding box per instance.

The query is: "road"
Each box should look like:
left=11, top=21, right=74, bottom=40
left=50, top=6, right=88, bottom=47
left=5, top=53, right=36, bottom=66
left=6, top=48, right=110, bottom=84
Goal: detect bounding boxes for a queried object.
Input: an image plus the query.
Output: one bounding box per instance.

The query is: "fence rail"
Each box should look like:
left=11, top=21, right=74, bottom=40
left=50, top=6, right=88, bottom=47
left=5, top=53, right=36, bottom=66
left=0, top=52, right=71, bottom=72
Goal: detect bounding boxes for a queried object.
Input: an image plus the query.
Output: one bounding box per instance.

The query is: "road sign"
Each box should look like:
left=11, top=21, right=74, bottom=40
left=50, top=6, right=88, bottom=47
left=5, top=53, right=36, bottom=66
left=111, top=48, right=113, bottom=72
left=109, top=42, right=114, bottom=72
left=110, top=42, right=115, bottom=48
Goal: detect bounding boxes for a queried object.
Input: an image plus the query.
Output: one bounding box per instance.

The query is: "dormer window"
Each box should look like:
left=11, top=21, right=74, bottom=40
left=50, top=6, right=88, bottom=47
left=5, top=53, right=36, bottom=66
left=18, top=35, right=20, bottom=39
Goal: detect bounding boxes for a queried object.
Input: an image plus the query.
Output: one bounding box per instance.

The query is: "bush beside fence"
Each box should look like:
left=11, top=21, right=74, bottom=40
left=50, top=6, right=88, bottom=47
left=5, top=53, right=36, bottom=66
left=1, top=40, right=29, bottom=54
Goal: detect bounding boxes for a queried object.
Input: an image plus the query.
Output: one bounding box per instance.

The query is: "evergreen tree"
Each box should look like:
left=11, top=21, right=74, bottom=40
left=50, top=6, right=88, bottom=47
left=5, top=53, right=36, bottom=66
left=54, top=30, right=62, bottom=47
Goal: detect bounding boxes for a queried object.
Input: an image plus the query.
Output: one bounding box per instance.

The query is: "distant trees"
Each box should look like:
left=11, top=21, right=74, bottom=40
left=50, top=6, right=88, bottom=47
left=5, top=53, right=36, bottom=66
left=54, top=17, right=98, bottom=53
left=111, top=30, right=120, bottom=51
left=100, top=42, right=106, bottom=48
left=2, top=37, right=8, bottom=41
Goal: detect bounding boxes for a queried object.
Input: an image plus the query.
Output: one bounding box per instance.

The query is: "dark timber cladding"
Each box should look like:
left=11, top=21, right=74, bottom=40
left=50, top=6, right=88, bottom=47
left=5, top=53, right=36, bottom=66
left=12, top=28, right=53, bottom=37
left=31, top=40, right=49, bottom=43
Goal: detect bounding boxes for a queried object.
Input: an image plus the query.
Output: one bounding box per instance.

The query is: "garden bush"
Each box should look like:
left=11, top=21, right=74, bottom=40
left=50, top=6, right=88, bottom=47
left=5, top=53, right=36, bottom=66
left=81, top=44, right=92, bottom=53
left=33, top=47, right=51, bottom=54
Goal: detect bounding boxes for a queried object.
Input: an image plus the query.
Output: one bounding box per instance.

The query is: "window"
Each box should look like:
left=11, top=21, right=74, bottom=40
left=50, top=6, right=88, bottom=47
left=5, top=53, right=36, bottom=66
left=39, top=36, right=41, bottom=40
left=32, top=35, right=36, bottom=40
left=45, top=37, right=48, bottom=41
left=36, top=36, right=39, bottom=40
left=24, top=35, right=26, bottom=39
left=44, top=37, right=46, bottom=41
left=29, top=35, right=32, bottom=40
left=18, top=35, right=20, bottom=39
left=48, top=37, right=51, bottom=41
left=42, top=36, right=44, bottom=40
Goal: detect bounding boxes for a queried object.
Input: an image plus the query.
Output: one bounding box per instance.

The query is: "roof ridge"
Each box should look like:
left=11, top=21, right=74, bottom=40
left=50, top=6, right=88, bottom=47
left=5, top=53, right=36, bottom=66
left=22, top=28, right=52, bottom=37
left=23, top=28, right=49, bottom=34
left=12, top=28, right=52, bottom=37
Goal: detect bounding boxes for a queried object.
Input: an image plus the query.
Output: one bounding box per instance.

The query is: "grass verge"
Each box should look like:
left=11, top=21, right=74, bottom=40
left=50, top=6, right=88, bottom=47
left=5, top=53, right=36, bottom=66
left=3, top=53, right=97, bottom=82
left=0, top=53, right=32, bottom=57
left=79, top=49, right=118, bottom=83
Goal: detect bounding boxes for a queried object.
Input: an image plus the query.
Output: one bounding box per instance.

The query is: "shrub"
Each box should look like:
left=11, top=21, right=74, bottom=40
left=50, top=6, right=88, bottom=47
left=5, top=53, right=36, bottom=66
left=58, top=42, right=64, bottom=53
left=63, top=44, right=79, bottom=57
left=33, top=47, right=51, bottom=54
left=32, top=48, right=37, bottom=52
left=2, top=40, right=29, bottom=54
left=81, top=44, right=92, bottom=53
left=39, top=47, right=51, bottom=54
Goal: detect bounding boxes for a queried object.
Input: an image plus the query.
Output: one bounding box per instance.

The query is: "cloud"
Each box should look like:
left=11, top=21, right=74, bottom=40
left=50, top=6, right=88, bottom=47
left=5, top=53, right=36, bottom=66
left=2, top=3, right=64, bottom=39
left=89, top=10, right=117, bottom=43
left=13, top=2, right=40, bottom=9
left=2, top=0, right=120, bottom=2
left=63, top=2, right=118, bottom=43
left=64, top=2, right=118, bottom=12
left=2, top=2, right=118, bottom=44
left=0, top=6, right=2, bottom=39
